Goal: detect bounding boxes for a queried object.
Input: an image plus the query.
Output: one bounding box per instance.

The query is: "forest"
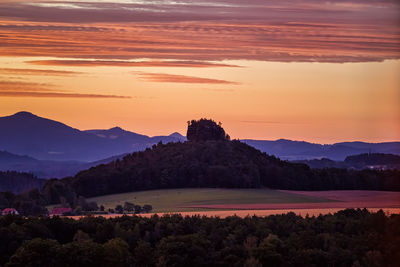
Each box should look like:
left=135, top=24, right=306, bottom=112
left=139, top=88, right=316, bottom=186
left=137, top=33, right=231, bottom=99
left=0, top=209, right=398, bottom=266
left=0, top=171, right=45, bottom=194
left=42, top=140, right=400, bottom=203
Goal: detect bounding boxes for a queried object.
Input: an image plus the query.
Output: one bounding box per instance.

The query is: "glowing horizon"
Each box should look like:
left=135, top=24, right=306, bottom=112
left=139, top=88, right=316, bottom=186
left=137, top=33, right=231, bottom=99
left=0, top=0, right=399, bottom=143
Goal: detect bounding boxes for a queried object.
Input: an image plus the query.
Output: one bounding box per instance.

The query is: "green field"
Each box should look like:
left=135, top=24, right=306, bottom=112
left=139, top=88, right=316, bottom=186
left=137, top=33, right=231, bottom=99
left=87, top=188, right=333, bottom=212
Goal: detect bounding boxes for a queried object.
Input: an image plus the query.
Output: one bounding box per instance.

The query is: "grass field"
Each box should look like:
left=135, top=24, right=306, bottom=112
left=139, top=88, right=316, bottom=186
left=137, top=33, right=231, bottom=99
left=87, top=188, right=333, bottom=212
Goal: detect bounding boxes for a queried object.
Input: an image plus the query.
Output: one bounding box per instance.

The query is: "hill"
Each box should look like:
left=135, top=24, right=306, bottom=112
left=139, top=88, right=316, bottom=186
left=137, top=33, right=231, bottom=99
left=242, top=139, right=400, bottom=161
left=0, top=111, right=185, bottom=161
left=51, top=139, right=308, bottom=199
left=0, top=150, right=127, bottom=179
left=295, top=153, right=400, bottom=170
left=42, top=119, right=400, bottom=204
left=0, top=171, right=45, bottom=194
left=345, top=153, right=400, bottom=168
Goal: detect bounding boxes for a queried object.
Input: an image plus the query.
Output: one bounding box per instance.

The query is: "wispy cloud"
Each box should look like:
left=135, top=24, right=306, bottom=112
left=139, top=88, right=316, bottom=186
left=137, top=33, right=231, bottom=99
left=136, top=72, right=240, bottom=85
left=0, top=80, right=130, bottom=98
left=0, top=80, right=55, bottom=91
left=201, top=88, right=235, bottom=92
left=0, top=68, right=83, bottom=76
left=0, top=0, right=398, bottom=63
left=240, top=120, right=309, bottom=125
left=27, top=60, right=240, bottom=68
left=0, top=91, right=130, bottom=98
left=240, top=120, right=287, bottom=125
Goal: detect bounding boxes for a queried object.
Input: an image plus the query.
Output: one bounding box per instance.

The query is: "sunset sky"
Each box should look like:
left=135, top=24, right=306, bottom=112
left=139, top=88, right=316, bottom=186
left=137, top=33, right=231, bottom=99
left=0, top=0, right=399, bottom=143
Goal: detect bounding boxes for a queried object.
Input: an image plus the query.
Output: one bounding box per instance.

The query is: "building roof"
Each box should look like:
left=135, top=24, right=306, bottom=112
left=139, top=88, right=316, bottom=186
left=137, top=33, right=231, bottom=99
left=50, top=207, right=72, bottom=216
left=2, top=208, right=18, bottom=215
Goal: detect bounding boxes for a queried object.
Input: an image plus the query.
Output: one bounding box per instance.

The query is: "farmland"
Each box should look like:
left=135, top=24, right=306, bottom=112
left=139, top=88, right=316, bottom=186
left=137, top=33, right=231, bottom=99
left=87, top=188, right=333, bottom=212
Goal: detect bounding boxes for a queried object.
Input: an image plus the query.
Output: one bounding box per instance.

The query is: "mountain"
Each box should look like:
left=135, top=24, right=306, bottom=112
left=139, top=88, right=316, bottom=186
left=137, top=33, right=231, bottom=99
left=0, top=111, right=111, bottom=161
left=0, top=150, right=128, bottom=179
left=0, top=111, right=398, bottom=162
left=242, top=139, right=400, bottom=161
left=169, top=132, right=187, bottom=142
left=0, top=112, right=185, bottom=162
left=295, top=153, right=400, bottom=170
left=86, top=127, right=187, bottom=147
left=0, top=151, right=39, bottom=165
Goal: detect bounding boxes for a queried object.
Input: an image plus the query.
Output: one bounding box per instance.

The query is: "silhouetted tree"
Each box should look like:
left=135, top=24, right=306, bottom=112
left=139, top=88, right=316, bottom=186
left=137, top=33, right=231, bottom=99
left=115, top=205, right=123, bottom=214
left=143, top=204, right=153, bottom=213
left=123, top=202, right=135, bottom=212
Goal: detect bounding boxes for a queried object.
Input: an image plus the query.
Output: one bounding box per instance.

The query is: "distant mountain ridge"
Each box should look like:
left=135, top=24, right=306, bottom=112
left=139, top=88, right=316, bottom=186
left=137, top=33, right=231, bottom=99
left=0, top=150, right=128, bottom=179
left=0, top=112, right=398, bottom=163
left=242, top=139, right=400, bottom=161
left=0, top=112, right=185, bottom=162
left=294, top=153, right=400, bottom=170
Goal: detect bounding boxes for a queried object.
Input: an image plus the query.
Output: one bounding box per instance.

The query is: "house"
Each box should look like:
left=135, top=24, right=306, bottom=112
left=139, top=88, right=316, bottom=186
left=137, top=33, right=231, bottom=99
left=50, top=207, right=73, bottom=216
left=2, top=208, right=19, bottom=215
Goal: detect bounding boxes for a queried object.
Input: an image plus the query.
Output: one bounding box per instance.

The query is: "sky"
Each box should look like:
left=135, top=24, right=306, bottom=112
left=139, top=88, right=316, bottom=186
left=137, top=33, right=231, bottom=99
left=0, top=0, right=399, bottom=143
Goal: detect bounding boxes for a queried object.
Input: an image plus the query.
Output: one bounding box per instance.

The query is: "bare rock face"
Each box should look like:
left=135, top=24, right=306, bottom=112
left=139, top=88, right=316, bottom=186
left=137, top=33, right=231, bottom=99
left=186, top=119, right=230, bottom=142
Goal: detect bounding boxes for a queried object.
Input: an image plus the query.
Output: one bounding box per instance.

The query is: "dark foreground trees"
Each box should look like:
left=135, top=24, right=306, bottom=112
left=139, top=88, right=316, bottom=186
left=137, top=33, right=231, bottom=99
left=0, top=209, right=399, bottom=266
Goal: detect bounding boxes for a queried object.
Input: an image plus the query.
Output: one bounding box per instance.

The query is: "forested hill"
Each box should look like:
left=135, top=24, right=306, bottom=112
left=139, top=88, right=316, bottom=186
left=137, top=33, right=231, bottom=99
left=42, top=119, right=400, bottom=202
left=345, top=153, right=400, bottom=167
left=294, top=153, right=400, bottom=170
left=58, top=140, right=311, bottom=198
left=43, top=140, right=400, bottom=202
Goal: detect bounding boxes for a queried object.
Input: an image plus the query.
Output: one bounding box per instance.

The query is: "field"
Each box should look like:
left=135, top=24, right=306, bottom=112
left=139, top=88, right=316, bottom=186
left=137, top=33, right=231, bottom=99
left=88, top=188, right=333, bottom=212
left=69, top=189, right=400, bottom=219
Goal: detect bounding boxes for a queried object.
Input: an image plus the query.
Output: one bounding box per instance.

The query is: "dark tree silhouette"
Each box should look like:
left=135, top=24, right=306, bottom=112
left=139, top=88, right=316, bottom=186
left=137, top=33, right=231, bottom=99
left=187, top=118, right=230, bottom=142
left=1, top=210, right=400, bottom=266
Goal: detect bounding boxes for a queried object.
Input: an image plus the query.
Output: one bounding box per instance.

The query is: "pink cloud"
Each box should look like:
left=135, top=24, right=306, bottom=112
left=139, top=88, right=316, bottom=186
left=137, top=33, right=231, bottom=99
left=0, top=1, right=398, bottom=63
left=0, top=68, right=82, bottom=76
left=27, top=60, right=240, bottom=68
left=0, top=80, right=130, bottom=98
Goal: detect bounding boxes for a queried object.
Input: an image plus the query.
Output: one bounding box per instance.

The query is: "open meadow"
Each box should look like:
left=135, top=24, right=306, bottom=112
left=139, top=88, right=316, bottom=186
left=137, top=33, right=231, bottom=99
left=87, top=188, right=333, bottom=212
left=78, top=188, right=400, bottom=219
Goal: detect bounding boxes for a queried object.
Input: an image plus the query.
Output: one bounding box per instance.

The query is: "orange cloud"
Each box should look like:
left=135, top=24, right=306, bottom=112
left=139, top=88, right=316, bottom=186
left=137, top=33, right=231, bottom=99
left=136, top=72, right=240, bottom=84
left=0, top=91, right=130, bottom=98
left=0, top=80, right=130, bottom=98
left=0, top=68, right=82, bottom=76
left=0, top=21, right=396, bottom=63
left=0, top=0, right=398, bottom=63
left=27, top=60, right=240, bottom=68
left=0, top=80, right=56, bottom=91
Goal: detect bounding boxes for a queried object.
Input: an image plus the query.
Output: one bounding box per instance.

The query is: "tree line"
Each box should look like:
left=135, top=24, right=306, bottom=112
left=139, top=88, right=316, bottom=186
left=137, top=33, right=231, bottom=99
left=0, top=171, right=45, bottom=194
left=0, top=209, right=398, bottom=266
